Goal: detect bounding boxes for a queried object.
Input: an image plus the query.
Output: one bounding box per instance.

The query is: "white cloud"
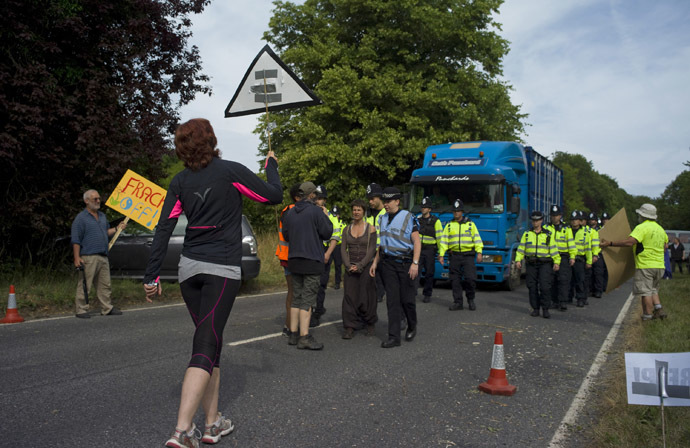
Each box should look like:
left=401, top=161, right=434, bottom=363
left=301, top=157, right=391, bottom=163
left=180, top=1, right=690, bottom=197
left=497, top=0, right=690, bottom=197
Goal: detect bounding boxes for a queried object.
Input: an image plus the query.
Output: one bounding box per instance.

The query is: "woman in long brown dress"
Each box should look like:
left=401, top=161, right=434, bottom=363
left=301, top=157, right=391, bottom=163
left=341, top=199, right=378, bottom=339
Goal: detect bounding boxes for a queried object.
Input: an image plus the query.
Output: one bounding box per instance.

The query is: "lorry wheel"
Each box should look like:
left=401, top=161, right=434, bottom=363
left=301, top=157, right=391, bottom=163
left=503, top=253, right=521, bottom=291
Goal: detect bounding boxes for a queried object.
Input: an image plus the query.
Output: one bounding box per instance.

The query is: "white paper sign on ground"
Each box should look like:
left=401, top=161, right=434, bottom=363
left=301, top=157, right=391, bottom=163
left=625, top=352, right=690, bottom=406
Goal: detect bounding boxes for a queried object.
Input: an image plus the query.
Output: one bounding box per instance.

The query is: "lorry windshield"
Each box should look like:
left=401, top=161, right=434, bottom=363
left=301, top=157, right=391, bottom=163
left=410, top=183, right=505, bottom=214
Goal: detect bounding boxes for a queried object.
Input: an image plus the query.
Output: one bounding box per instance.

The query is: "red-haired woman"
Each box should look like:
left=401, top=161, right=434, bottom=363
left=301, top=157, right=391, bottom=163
left=143, top=118, right=282, bottom=447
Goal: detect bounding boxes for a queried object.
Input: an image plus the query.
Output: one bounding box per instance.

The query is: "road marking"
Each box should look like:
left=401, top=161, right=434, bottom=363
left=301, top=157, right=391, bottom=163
left=2, top=290, right=287, bottom=326
left=227, top=319, right=343, bottom=346
left=548, top=292, right=635, bottom=448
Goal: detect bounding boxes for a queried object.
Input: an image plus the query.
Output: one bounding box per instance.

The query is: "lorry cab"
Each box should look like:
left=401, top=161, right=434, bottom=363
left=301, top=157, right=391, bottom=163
left=409, top=141, right=562, bottom=290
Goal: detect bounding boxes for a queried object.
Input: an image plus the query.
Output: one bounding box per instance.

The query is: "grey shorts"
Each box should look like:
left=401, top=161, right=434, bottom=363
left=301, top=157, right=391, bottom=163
left=291, top=273, right=320, bottom=311
left=633, top=268, right=663, bottom=296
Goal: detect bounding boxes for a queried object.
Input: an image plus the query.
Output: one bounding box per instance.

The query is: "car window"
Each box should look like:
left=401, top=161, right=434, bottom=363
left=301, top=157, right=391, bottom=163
left=172, top=215, right=188, bottom=236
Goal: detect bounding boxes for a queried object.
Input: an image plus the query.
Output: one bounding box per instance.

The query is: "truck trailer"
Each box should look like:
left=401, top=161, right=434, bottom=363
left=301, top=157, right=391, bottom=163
left=408, top=141, right=563, bottom=290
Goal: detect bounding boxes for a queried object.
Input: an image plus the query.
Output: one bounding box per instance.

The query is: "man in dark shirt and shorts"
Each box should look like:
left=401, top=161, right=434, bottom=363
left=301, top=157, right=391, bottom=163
left=282, top=182, right=334, bottom=350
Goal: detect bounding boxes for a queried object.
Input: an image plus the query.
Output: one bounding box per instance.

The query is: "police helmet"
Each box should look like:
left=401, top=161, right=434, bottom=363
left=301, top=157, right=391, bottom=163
left=570, top=210, right=580, bottom=221
left=601, top=212, right=610, bottom=220
left=550, top=205, right=562, bottom=216
left=531, top=210, right=545, bottom=220
left=588, top=212, right=598, bottom=221
left=577, top=210, right=586, bottom=220
left=451, top=199, right=464, bottom=211
left=315, top=184, right=327, bottom=199
left=366, top=183, right=383, bottom=199
left=421, top=196, right=432, bottom=208
left=381, top=187, right=402, bottom=200
left=331, top=205, right=340, bottom=216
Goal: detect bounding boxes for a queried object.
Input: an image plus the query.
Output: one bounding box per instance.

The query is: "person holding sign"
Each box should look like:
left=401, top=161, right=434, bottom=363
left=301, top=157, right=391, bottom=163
left=71, top=189, right=127, bottom=318
left=143, top=119, right=282, bottom=448
left=601, top=203, right=669, bottom=321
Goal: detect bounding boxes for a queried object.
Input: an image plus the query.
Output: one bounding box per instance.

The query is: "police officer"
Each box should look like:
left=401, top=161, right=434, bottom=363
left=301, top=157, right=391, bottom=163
left=544, top=205, right=576, bottom=311
left=369, top=187, right=420, bottom=348
left=438, top=199, right=483, bottom=311
left=365, top=183, right=387, bottom=303
left=515, top=211, right=561, bottom=318
left=569, top=211, right=592, bottom=307
left=312, top=185, right=341, bottom=327
left=587, top=212, right=604, bottom=298
left=417, top=197, right=443, bottom=303
left=331, top=205, right=344, bottom=290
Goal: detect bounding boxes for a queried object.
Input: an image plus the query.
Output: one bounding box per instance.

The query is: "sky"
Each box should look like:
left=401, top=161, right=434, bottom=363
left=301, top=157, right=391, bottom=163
left=179, top=0, right=690, bottom=198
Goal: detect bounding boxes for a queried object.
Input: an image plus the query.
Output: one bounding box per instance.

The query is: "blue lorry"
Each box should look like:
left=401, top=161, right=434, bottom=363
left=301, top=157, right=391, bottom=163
left=408, top=141, right=563, bottom=290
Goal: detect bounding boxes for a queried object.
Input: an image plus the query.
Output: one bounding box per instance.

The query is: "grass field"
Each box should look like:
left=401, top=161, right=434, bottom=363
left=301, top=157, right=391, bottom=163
left=592, top=270, right=690, bottom=447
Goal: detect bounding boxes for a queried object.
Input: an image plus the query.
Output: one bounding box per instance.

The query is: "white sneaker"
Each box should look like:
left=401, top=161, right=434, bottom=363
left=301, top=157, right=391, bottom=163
left=201, top=412, right=234, bottom=444
left=165, top=423, right=200, bottom=448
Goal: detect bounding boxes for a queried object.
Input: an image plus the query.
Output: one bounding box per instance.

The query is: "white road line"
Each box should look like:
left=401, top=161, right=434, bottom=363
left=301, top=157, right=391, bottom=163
left=227, top=319, right=343, bottom=346
left=2, top=290, right=287, bottom=326
left=548, top=292, right=635, bottom=448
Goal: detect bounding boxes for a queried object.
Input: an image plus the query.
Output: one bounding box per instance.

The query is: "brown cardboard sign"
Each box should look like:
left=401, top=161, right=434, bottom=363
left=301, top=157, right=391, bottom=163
left=599, top=208, right=636, bottom=293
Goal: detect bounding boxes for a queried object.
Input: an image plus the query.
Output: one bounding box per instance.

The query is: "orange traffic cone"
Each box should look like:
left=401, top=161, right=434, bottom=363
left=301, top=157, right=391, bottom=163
left=478, top=331, right=516, bottom=396
left=1, top=285, right=24, bottom=324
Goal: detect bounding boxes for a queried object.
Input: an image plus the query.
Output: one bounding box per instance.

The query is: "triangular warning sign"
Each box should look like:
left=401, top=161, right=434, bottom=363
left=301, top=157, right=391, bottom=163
left=225, top=45, right=322, bottom=118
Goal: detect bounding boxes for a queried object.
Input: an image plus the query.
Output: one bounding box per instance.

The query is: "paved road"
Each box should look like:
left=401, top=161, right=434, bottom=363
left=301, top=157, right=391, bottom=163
left=0, top=280, right=632, bottom=447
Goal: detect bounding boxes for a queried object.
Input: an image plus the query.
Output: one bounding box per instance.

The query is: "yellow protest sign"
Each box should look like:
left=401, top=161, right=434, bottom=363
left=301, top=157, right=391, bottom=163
left=106, top=169, right=167, bottom=230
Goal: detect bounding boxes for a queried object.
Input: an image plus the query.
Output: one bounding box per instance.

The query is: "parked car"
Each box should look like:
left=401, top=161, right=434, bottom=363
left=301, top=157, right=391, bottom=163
left=109, top=214, right=260, bottom=282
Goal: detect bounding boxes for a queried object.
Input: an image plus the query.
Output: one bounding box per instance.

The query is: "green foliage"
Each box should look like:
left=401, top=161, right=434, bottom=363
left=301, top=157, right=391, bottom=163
left=657, top=170, right=690, bottom=230
left=260, top=0, right=526, bottom=207
left=0, top=0, right=211, bottom=262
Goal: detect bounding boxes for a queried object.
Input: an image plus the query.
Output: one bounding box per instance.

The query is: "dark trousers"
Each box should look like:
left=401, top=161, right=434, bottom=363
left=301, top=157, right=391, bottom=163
left=526, top=262, right=553, bottom=310
left=342, top=264, right=377, bottom=329
left=670, top=259, right=684, bottom=273
left=380, top=258, right=417, bottom=342
left=551, top=256, right=572, bottom=307
left=569, top=259, right=586, bottom=302
left=449, top=252, right=476, bottom=303
left=418, top=246, right=436, bottom=297
left=315, top=247, right=333, bottom=317
left=375, top=265, right=385, bottom=301
left=332, top=245, right=343, bottom=286
left=591, top=256, right=604, bottom=295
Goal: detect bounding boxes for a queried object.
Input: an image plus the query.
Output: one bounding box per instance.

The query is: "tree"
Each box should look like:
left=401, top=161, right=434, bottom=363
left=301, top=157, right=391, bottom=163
left=0, top=0, right=210, bottom=261
left=259, top=0, right=526, bottom=207
left=658, top=170, right=690, bottom=230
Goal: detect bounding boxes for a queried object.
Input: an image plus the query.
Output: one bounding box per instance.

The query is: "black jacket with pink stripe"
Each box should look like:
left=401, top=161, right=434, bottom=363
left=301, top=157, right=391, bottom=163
left=144, top=157, right=282, bottom=283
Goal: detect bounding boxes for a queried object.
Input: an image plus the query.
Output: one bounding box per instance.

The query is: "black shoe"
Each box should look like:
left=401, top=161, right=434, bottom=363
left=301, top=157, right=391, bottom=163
left=468, top=299, right=476, bottom=311
left=422, top=296, right=431, bottom=303
left=530, top=309, right=540, bottom=317
left=405, top=328, right=416, bottom=341
left=106, top=308, right=122, bottom=316
left=400, top=319, right=407, bottom=331
left=594, top=293, right=602, bottom=298
left=282, top=326, right=292, bottom=337
left=381, top=339, right=401, bottom=348
left=309, top=316, right=320, bottom=328
left=576, top=301, right=584, bottom=308
left=288, top=333, right=299, bottom=346
left=342, top=328, right=354, bottom=340
left=76, top=313, right=90, bottom=319
left=583, top=300, right=589, bottom=306
left=560, top=305, right=568, bottom=311
left=542, top=308, right=551, bottom=319
left=334, top=284, right=340, bottom=290
left=449, top=303, right=463, bottom=311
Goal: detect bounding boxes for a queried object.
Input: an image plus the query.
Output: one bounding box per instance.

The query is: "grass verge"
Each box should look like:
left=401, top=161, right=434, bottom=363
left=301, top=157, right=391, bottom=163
left=592, top=271, right=690, bottom=447
left=0, top=231, right=291, bottom=320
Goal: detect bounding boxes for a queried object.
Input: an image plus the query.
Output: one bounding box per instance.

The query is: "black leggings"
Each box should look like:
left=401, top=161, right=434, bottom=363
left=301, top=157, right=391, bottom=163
left=179, top=274, right=240, bottom=375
